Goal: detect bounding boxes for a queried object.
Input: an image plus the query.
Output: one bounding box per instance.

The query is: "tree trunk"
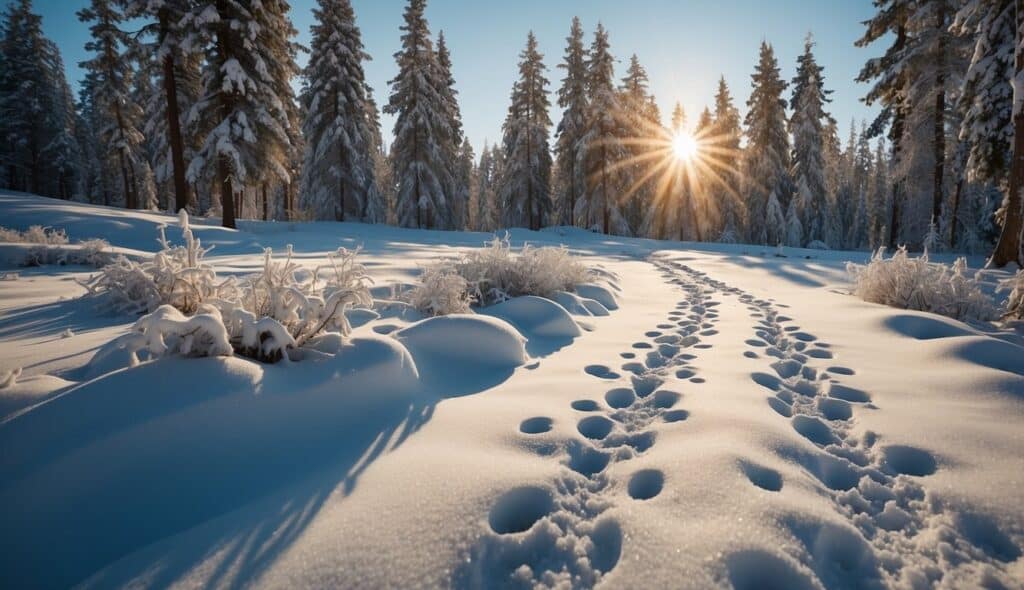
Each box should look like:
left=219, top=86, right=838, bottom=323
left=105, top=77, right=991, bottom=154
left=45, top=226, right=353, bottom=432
left=163, top=50, right=190, bottom=213
left=949, top=178, right=963, bottom=249
left=931, top=6, right=947, bottom=226
left=262, top=183, right=269, bottom=221
left=220, top=158, right=236, bottom=229
left=989, top=10, right=1024, bottom=267
left=118, top=151, right=134, bottom=210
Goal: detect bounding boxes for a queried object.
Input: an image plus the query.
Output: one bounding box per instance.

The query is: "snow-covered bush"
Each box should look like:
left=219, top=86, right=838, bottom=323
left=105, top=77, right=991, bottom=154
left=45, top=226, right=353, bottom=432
left=407, top=265, right=473, bottom=316
left=22, top=238, right=114, bottom=267
left=997, top=270, right=1024, bottom=320
left=0, top=225, right=69, bottom=245
left=407, top=235, right=590, bottom=315
left=83, top=210, right=236, bottom=314
left=847, top=247, right=998, bottom=321
left=87, top=211, right=373, bottom=363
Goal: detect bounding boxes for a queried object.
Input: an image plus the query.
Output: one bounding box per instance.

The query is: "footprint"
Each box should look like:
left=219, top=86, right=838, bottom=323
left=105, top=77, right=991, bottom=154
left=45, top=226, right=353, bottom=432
left=793, top=332, right=817, bottom=342
left=826, top=366, right=855, bottom=376
left=588, top=518, right=623, bottom=573
left=651, top=390, right=681, bottom=409
left=620, top=352, right=636, bottom=359
left=571, top=399, right=601, bottom=412
left=631, top=375, right=663, bottom=397
left=632, top=342, right=653, bottom=349
left=662, top=409, right=690, bottom=423
left=645, top=331, right=662, bottom=337
left=605, top=387, right=636, bottom=409
left=806, top=348, right=834, bottom=359
left=578, top=415, right=615, bottom=440
left=700, top=329, right=719, bottom=337
left=567, top=441, right=611, bottom=477
left=372, top=323, right=399, bottom=334
left=621, top=362, right=646, bottom=375
left=725, top=550, right=818, bottom=590
left=689, top=377, right=706, bottom=384
left=739, top=460, right=783, bottom=491
left=489, top=486, right=554, bottom=534
left=751, top=372, right=782, bottom=391
left=771, top=359, right=803, bottom=379
left=827, top=384, right=871, bottom=404
left=817, top=398, right=852, bottom=421
left=746, top=339, right=768, bottom=348
left=792, top=415, right=839, bottom=446
left=627, top=469, right=664, bottom=500
left=744, top=351, right=760, bottom=359
left=675, top=368, right=695, bottom=380
left=585, top=365, right=621, bottom=380
left=881, top=445, right=937, bottom=476
left=768, top=397, right=792, bottom=417
left=520, top=417, right=553, bottom=434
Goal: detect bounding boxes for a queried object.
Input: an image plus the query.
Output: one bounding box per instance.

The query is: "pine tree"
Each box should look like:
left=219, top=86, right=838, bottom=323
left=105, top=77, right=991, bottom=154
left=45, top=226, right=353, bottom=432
left=436, top=30, right=466, bottom=225
left=618, top=54, right=660, bottom=235
left=454, top=138, right=475, bottom=230
left=0, top=1, right=80, bottom=199
left=743, top=42, right=791, bottom=244
left=183, top=0, right=301, bottom=228
left=299, top=0, right=380, bottom=223
left=784, top=195, right=803, bottom=247
left=497, top=31, right=552, bottom=230
left=692, top=105, right=715, bottom=240
left=554, top=16, right=588, bottom=227
left=475, top=144, right=499, bottom=231
left=857, top=0, right=913, bottom=248
left=868, top=138, right=890, bottom=249
left=710, top=76, right=744, bottom=240
left=78, top=0, right=150, bottom=209
left=791, top=70, right=829, bottom=244
left=577, top=23, right=630, bottom=235
left=385, top=0, right=453, bottom=229
left=765, top=190, right=786, bottom=245
left=124, top=0, right=196, bottom=212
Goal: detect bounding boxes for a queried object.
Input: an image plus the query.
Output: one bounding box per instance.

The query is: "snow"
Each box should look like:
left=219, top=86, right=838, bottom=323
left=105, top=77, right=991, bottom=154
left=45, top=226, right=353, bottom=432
left=0, top=192, right=1022, bottom=589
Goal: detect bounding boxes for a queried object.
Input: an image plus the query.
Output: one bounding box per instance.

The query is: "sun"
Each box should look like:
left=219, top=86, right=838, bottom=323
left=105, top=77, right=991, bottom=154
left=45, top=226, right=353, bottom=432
left=672, top=132, right=699, bottom=162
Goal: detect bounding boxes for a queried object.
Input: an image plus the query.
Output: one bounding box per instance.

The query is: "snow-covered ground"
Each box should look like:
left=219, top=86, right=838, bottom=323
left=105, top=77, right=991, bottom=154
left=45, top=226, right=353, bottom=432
left=0, top=192, right=1022, bottom=589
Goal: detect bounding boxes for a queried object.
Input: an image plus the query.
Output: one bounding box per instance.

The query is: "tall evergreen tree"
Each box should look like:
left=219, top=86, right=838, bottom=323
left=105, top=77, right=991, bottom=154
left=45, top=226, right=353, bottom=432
left=454, top=137, right=474, bottom=230
left=497, top=32, right=552, bottom=230
left=710, top=76, right=744, bottom=240
left=385, top=0, right=453, bottom=229
left=183, top=0, right=301, bottom=228
left=554, top=16, right=588, bottom=227
left=618, top=53, right=661, bottom=236
left=791, top=70, right=829, bottom=244
left=299, top=0, right=380, bottom=223
left=742, top=42, right=790, bottom=244
left=78, top=0, right=150, bottom=209
left=577, top=23, right=630, bottom=235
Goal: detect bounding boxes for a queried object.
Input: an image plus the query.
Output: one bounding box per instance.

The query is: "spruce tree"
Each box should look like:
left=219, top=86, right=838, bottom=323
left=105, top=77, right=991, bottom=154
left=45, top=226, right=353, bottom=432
left=183, top=0, right=301, bottom=228
left=554, top=17, right=588, bottom=227
left=618, top=54, right=660, bottom=235
left=577, top=23, right=630, bottom=235
left=299, top=0, right=380, bottom=222
left=385, top=0, right=453, bottom=229
left=78, top=0, right=150, bottom=209
left=742, top=42, right=790, bottom=244
left=790, top=71, right=829, bottom=244
left=497, top=31, right=552, bottom=230
left=711, top=76, right=744, bottom=240
left=436, top=30, right=466, bottom=224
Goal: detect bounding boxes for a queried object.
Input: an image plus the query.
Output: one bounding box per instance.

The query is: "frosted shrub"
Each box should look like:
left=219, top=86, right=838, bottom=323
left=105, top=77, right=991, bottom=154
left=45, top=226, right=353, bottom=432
left=997, top=270, right=1024, bottom=320
left=0, top=225, right=69, bottom=245
left=407, top=264, right=473, bottom=316
left=407, top=235, right=590, bottom=315
left=22, top=238, right=114, bottom=267
left=84, top=210, right=236, bottom=314
left=88, top=211, right=373, bottom=363
left=847, top=247, right=997, bottom=321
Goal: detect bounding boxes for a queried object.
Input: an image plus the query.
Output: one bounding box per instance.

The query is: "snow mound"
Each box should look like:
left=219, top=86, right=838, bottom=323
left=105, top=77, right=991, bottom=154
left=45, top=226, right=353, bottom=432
left=551, top=290, right=610, bottom=316
left=575, top=283, right=618, bottom=310
left=0, top=374, right=74, bottom=420
left=480, top=296, right=582, bottom=356
left=395, top=314, right=527, bottom=396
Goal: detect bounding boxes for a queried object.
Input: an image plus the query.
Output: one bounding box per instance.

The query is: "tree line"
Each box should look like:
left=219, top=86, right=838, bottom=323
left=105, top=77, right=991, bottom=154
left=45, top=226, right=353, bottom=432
left=0, top=0, right=1021, bottom=265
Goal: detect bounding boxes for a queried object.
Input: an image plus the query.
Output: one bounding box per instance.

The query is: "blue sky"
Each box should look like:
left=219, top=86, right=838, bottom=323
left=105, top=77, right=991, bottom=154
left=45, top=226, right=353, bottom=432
left=37, top=0, right=882, bottom=153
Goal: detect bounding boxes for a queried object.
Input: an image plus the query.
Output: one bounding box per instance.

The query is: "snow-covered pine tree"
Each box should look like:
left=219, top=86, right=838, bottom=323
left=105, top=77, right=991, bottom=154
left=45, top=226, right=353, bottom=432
left=857, top=0, right=913, bottom=248
left=554, top=16, right=588, bottom=227
left=577, top=23, right=630, bottom=235
left=765, top=190, right=786, bottom=246
left=790, top=70, right=829, bottom=245
left=78, top=0, right=150, bottom=210
left=711, top=76, right=745, bottom=241
left=183, top=0, right=301, bottom=229
left=435, top=30, right=466, bottom=226
left=742, top=42, right=791, bottom=245
left=692, top=105, right=715, bottom=240
left=953, top=0, right=1020, bottom=265
left=475, top=143, right=499, bottom=231
left=868, top=137, right=890, bottom=249
left=299, top=0, right=379, bottom=223
left=0, top=1, right=81, bottom=199
left=497, top=32, right=552, bottom=230
left=124, top=0, right=197, bottom=213
left=454, top=138, right=475, bottom=230
left=618, top=54, right=660, bottom=236
left=784, top=195, right=803, bottom=247
left=385, top=0, right=453, bottom=229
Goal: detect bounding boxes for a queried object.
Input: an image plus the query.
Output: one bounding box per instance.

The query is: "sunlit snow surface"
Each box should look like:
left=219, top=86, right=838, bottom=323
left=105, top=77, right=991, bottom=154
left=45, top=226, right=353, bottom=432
left=0, top=192, right=1022, bottom=589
